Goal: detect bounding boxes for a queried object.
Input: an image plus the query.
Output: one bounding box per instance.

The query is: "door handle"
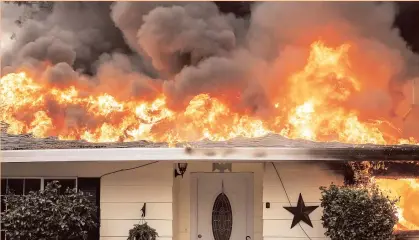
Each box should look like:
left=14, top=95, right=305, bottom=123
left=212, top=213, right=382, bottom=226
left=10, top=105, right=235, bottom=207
left=198, top=234, right=202, bottom=238
left=246, top=236, right=251, bottom=240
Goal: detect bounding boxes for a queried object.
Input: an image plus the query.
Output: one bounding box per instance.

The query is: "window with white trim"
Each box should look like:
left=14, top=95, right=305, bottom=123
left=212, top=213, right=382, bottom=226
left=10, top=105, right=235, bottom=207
left=1, top=178, right=77, bottom=240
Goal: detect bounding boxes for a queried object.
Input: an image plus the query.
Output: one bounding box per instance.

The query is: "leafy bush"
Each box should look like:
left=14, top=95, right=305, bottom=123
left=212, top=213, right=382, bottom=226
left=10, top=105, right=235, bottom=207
left=1, top=181, right=97, bottom=240
left=127, top=222, right=158, bottom=240
left=320, top=183, right=399, bottom=240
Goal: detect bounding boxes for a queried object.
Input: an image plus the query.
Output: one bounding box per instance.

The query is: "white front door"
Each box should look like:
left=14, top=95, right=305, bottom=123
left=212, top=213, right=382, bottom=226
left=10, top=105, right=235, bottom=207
left=191, top=173, right=254, bottom=240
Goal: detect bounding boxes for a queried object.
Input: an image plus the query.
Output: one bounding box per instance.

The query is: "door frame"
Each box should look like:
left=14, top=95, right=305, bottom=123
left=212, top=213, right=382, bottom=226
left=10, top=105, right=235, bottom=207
left=190, top=172, right=254, bottom=240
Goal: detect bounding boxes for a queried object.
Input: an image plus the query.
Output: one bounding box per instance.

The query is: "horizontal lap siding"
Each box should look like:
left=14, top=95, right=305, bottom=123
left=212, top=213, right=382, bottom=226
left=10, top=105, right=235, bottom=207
left=263, top=162, right=344, bottom=239
left=101, top=203, right=173, bottom=220
left=101, top=186, right=172, bottom=202
left=101, top=220, right=172, bottom=237
left=101, top=162, right=173, bottom=239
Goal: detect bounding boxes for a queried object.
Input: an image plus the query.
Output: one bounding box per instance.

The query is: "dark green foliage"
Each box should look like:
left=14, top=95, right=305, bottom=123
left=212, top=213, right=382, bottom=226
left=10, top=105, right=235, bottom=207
left=127, top=222, right=158, bottom=240
left=320, top=184, right=399, bottom=240
left=1, top=181, right=97, bottom=240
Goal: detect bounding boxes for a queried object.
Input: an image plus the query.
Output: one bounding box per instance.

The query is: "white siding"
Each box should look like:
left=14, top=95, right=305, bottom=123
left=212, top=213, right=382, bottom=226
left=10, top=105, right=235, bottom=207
left=101, top=203, right=172, bottom=220
left=100, top=162, right=173, bottom=240
left=2, top=161, right=174, bottom=240
left=263, top=162, right=344, bottom=240
left=5, top=160, right=413, bottom=240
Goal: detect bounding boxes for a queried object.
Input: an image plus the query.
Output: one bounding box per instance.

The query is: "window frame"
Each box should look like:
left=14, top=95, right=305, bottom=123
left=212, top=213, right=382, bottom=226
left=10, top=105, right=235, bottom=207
left=2, top=176, right=78, bottom=191
left=40, top=177, right=78, bottom=190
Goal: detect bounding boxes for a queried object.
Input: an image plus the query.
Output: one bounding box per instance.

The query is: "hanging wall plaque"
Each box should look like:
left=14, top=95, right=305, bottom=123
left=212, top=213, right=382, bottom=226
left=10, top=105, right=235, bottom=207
left=212, top=163, right=232, bottom=173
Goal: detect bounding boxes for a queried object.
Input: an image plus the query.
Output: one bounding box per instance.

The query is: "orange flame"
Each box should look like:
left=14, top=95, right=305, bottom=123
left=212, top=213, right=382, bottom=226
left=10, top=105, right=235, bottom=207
left=375, top=178, right=419, bottom=231
left=1, top=41, right=417, bottom=145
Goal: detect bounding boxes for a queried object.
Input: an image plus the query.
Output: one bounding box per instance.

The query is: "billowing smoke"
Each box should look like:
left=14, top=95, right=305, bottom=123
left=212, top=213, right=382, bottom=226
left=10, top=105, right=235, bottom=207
left=2, top=1, right=419, bottom=136
left=137, top=3, right=241, bottom=75
left=2, top=2, right=132, bottom=71
left=246, top=2, right=419, bottom=124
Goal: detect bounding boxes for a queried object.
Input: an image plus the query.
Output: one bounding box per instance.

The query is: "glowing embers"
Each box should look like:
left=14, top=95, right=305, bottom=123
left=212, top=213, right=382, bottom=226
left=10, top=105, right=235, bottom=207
left=375, top=178, right=419, bottom=231
left=212, top=192, right=233, bottom=240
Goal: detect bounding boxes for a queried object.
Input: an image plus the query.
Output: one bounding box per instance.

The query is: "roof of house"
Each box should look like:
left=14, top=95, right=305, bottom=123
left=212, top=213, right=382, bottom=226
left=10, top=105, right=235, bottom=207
left=2, top=131, right=419, bottom=163
left=0, top=130, right=416, bottom=150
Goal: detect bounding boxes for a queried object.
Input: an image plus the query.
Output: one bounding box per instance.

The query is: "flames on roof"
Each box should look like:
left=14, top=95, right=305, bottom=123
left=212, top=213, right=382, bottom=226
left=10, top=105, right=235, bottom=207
left=1, top=42, right=419, bottom=147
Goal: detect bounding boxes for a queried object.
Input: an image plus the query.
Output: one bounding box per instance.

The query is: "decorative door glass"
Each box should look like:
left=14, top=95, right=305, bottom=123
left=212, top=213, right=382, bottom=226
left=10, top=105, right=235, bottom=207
left=211, top=193, right=233, bottom=240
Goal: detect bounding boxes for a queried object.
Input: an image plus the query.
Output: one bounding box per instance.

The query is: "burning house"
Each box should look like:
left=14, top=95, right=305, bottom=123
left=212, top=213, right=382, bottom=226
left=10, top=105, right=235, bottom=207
left=1, top=1, right=419, bottom=240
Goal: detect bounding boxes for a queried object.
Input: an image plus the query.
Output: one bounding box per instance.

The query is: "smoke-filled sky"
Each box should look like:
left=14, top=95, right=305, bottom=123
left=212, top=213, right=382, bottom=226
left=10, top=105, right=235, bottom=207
left=1, top=1, right=419, bottom=124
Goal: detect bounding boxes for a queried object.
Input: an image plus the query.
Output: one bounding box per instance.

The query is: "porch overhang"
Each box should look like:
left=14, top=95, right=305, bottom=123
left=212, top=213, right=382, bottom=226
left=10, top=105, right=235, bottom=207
left=2, top=146, right=419, bottom=163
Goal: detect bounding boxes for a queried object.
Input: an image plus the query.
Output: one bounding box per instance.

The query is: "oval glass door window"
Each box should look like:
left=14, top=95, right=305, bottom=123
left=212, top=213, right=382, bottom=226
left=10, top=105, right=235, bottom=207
left=212, top=192, right=233, bottom=240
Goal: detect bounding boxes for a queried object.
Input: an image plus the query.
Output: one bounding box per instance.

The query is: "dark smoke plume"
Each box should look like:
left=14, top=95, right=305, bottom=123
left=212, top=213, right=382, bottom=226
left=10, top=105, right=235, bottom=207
left=2, top=2, right=131, bottom=74
left=2, top=1, right=419, bottom=122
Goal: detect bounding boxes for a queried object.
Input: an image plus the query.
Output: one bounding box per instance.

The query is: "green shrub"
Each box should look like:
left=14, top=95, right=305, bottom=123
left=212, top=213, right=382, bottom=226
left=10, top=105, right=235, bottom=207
left=320, top=183, right=399, bottom=240
left=127, top=222, right=158, bottom=240
left=1, top=181, right=97, bottom=240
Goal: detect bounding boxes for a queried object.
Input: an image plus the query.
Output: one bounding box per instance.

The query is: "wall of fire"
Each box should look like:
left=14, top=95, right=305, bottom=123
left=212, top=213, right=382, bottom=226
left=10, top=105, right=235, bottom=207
left=371, top=161, right=419, bottom=239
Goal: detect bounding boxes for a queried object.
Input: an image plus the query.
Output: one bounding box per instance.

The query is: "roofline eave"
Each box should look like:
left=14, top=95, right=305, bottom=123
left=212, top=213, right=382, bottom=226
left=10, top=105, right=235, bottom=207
left=2, top=147, right=419, bottom=163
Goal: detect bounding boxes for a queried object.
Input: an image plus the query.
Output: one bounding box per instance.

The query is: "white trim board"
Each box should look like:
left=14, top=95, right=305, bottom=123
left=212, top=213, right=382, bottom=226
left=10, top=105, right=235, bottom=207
left=2, top=147, right=418, bottom=163
left=0, top=147, right=321, bottom=163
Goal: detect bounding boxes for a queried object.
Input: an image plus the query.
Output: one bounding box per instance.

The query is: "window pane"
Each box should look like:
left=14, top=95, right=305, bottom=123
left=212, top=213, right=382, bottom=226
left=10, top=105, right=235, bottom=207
left=1, top=197, right=5, bottom=231
left=1, top=196, right=5, bottom=213
left=24, top=179, right=41, bottom=194
left=6, top=179, right=23, bottom=195
left=44, top=179, right=76, bottom=194
left=212, top=193, right=233, bottom=240
left=1, top=179, right=6, bottom=195
left=77, top=178, right=100, bottom=240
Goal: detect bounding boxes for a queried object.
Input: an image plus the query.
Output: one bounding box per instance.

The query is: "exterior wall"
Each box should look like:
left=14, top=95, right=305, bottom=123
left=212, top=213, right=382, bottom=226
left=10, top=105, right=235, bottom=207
left=2, top=161, right=174, bottom=240
left=263, top=162, right=344, bottom=240
left=173, top=162, right=264, bottom=240
left=4, top=160, right=416, bottom=240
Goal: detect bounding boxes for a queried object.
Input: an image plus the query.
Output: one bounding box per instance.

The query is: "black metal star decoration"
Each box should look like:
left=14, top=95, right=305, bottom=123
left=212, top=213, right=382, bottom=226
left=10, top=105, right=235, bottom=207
left=283, top=193, right=319, bottom=229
